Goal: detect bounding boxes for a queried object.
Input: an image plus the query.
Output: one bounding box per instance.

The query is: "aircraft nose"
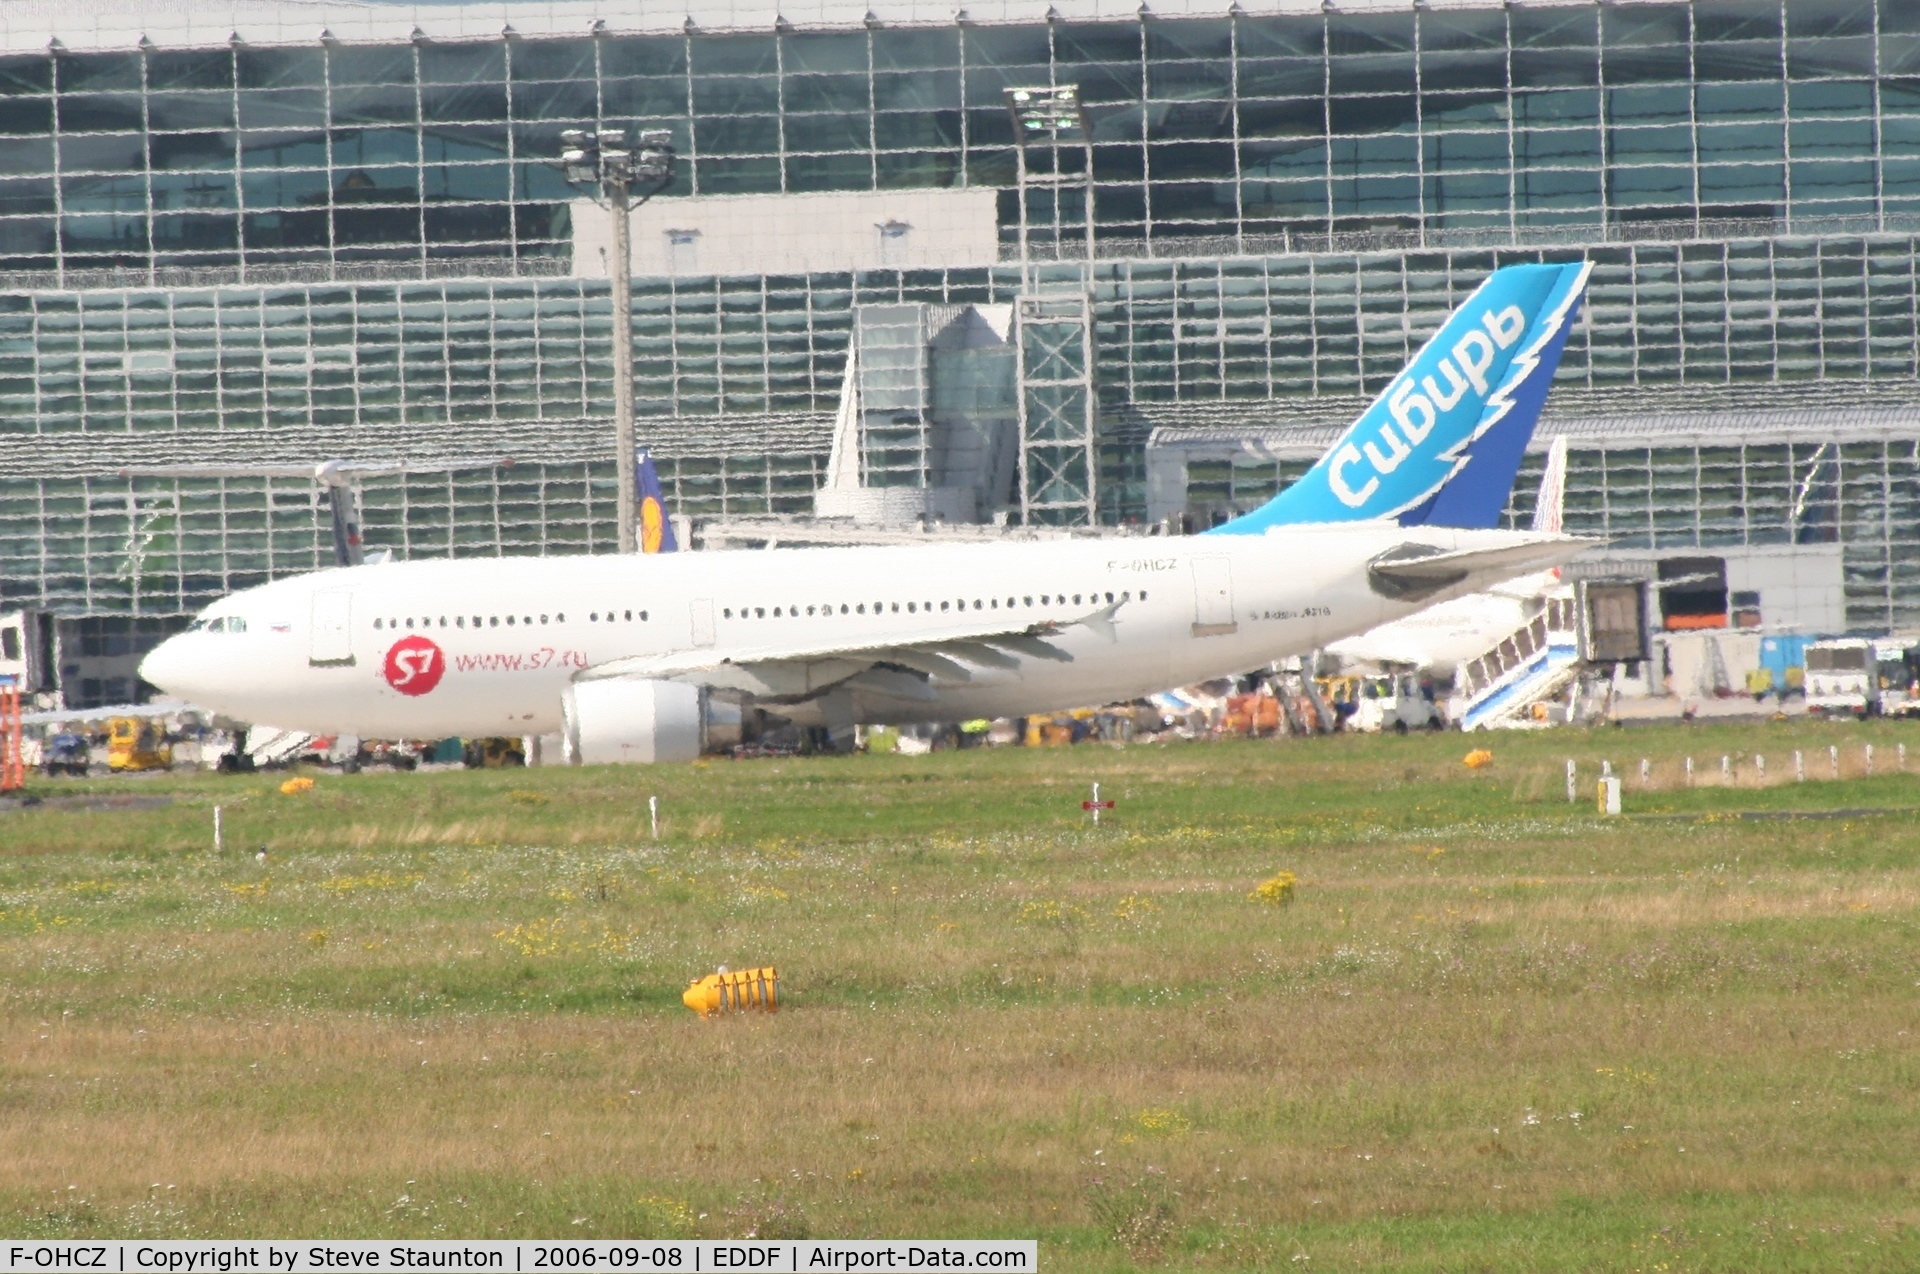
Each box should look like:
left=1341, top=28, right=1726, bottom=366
left=138, top=635, right=195, bottom=698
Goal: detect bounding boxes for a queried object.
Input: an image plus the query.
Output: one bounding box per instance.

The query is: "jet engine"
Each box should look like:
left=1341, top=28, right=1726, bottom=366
left=562, top=679, right=703, bottom=765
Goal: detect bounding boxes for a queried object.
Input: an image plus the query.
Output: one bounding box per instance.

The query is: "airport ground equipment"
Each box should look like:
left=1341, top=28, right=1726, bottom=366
left=1803, top=638, right=1918, bottom=718
left=347, top=740, right=421, bottom=772
left=683, top=966, right=779, bottom=1017
left=106, top=716, right=172, bottom=771
left=1220, top=692, right=1283, bottom=737
left=463, top=737, right=527, bottom=769
left=1758, top=635, right=1811, bottom=701
left=0, top=676, right=22, bottom=792
left=1890, top=647, right=1920, bottom=718
left=1452, top=595, right=1583, bottom=730
left=40, top=730, right=89, bottom=777
left=1315, top=675, right=1359, bottom=728
left=1347, top=673, right=1444, bottom=734
left=243, top=726, right=315, bottom=769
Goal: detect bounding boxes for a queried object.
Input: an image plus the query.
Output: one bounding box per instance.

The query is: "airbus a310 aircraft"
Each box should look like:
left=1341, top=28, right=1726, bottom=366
left=140, top=261, right=1594, bottom=764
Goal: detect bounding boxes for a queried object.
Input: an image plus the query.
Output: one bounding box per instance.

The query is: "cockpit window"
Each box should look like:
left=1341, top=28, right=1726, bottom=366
left=187, top=618, right=208, bottom=632
left=227, top=617, right=247, bottom=633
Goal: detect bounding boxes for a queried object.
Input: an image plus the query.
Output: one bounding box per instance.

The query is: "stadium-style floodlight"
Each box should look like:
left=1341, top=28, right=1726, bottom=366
left=1005, top=84, right=1087, bottom=137
left=1004, top=83, right=1094, bottom=277
left=559, top=126, right=679, bottom=553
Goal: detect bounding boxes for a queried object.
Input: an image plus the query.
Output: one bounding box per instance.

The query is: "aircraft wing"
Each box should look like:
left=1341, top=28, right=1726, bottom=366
left=572, top=600, right=1125, bottom=704
left=20, top=700, right=209, bottom=727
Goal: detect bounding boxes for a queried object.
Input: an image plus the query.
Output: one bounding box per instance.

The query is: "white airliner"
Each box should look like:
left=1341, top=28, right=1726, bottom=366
left=139, top=262, right=1596, bottom=763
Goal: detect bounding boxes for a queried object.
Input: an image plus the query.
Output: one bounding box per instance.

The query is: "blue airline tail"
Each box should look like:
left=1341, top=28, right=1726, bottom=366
left=1208, top=260, right=1592, bottom=534
left=636, top=448, right=679, bottom=553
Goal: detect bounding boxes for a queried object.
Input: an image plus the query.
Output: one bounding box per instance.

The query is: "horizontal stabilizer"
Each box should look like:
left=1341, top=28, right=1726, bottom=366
left=1366, top=536, right=1599, bottom=604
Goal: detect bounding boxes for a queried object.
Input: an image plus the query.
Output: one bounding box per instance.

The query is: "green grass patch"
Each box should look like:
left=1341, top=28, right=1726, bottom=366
left=2, top=719, right=1919, bottom=1267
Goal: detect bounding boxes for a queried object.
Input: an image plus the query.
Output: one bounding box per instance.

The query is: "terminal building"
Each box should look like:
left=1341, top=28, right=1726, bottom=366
left=0, top=0, right=1917, bottom=704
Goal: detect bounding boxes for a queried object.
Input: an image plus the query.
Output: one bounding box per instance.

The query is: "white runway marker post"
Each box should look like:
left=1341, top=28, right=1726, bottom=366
left=1831, top=745, right=1840, bottom=779
left=1566, top=759, right=1577, bottom=803
left=649, top=795, right=659, bottom=839
left=1756, top=754, right=1765, bottom=782
left=1082, top=781, right=1114, bottom=826
left=1866, top=744, right=1874, bottom=776
left=213, top=805, right=222, bottom=853
left=1796, top=750, right=1805, bottom=782
left=1640, top=758, right=1651, bottom=786
left=1686, top=756, right=1694, bottom=786
left=1722, top=755, right=1731, bottom=782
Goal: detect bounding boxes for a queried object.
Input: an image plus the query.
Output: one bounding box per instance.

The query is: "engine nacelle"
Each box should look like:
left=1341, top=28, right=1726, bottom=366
left=562, top=679, right=703, bottom=765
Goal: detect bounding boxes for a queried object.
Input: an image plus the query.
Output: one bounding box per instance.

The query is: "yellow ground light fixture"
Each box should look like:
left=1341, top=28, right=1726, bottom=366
left=683, top=966, right=779, bottom=1017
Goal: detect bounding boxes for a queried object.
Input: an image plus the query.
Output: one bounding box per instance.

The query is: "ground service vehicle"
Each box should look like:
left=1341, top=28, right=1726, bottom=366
left=1881, top=642, right=1920, bottom=717
left=1804, top=638, right=1918, bottom=717
left=106, top=717, right=171, bottom=771
left=1350, top=672, right=1445, bottom=733
left=42, top=730, right=88, bottom=777
left=463, top=736, right=525, bottom=768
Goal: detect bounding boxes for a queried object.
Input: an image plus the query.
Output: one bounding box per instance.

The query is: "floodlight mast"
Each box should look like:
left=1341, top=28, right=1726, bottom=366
left=560, top=126, right=678, bottom=553
left=1004, top=85, right=1093, bottom=289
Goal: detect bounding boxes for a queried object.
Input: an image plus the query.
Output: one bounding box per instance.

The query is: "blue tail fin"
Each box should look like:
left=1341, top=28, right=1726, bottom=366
left=637, top=448, right=679, bottom=553
left=1209, top=260, right=1591, bottom=534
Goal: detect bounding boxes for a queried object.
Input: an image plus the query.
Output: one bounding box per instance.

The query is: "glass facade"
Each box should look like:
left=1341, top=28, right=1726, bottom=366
left=0, top=0, right=1916, bottom=279
left=3, top=1, right=1920, bottom=638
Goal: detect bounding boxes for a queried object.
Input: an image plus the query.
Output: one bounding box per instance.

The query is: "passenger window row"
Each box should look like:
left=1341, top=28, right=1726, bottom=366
left=721, top=590, right=1141, bottom=621
left=370, top=610, right=649, bottom=632
left=188, top=616, right=247, bottom=633
left=376, top=613, right=562, bottom=631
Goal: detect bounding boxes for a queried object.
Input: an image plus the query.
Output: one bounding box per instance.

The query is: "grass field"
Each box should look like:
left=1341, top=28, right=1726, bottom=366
left=3, top=717, right=1920, bottom=1269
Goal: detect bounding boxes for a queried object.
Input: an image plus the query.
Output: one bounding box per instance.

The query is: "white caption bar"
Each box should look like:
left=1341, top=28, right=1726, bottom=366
left=0, top=1243, right=1035, bottom=1274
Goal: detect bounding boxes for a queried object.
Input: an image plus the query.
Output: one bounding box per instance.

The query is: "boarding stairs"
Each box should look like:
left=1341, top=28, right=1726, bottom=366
left=246, top=726, right=314, bottom=768
left=1451, top=596, right=1583, bottom=731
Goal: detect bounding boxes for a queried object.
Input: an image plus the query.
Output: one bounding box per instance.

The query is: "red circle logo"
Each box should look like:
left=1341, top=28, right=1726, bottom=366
left=383, top=635, right=445, bottom=696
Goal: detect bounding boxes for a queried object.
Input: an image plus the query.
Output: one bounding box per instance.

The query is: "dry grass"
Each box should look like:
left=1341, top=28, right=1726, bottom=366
left=2, top=719, right=1920, bottom=1268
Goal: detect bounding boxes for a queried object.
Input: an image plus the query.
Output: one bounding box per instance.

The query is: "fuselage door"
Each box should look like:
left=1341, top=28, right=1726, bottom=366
left=690, top=598, right=716, bottom=649
left=1190, top=556, right=1238, bottom=637
left=310, top=590, right=355, bottom=666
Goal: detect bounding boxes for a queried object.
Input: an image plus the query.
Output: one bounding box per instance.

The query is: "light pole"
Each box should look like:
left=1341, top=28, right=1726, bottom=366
left=561, top=126, right=677, bottom=553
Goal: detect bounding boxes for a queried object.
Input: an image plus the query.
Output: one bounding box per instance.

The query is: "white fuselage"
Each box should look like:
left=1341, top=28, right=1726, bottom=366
left=140, top=526, right=1562, bottom=739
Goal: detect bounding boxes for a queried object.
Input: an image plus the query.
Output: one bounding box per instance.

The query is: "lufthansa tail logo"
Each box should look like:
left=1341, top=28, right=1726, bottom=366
left=640, top=496, right=667, bottom=553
